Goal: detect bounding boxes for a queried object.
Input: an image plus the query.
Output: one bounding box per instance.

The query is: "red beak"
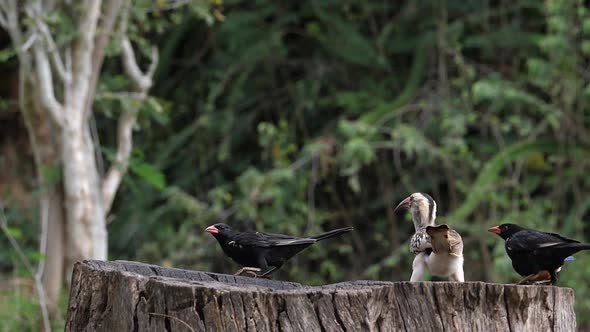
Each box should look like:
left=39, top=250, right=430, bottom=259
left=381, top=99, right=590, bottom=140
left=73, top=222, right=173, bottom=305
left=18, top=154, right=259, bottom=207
left=394, top=196, right=412, bottom=212
left=205, top=225, right=219, bottom=234
left=488, top=226, right=501, bottom=234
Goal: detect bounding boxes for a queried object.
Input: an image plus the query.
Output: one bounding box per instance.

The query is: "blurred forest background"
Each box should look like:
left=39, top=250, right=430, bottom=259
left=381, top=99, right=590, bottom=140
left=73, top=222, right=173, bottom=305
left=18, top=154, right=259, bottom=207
left=1, top=0, right=590, bottom=330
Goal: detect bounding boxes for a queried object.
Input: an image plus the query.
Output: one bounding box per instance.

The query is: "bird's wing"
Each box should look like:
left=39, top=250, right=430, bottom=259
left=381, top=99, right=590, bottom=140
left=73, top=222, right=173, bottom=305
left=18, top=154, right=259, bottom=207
left=231, top=231, right=276, bottom=247
left=426, top=227, right=463, bottom=256
left=447, top=229, right=464, bottom=257
left=540, top=231, right=580, bottom=244
left=233, top=231, right=315, bottom=247
left=258, top=231, right=297, bottom=240
left=268, top=238, right=317, bottom=246
left=507, top=229, right=578, bottom=251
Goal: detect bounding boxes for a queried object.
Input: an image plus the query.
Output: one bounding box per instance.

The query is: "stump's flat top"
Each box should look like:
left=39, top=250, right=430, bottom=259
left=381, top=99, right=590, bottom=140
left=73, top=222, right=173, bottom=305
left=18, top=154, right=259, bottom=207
left=85, top=259, right=574, bottom=295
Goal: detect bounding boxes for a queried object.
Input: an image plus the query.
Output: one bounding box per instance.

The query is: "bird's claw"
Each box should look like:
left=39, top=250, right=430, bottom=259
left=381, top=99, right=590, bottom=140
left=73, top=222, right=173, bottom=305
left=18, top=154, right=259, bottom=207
left=517, top=271, right=552, bottom=285
left=234, top=267, right=261, bottom=277
left=233, top=267, right=274, bottom=279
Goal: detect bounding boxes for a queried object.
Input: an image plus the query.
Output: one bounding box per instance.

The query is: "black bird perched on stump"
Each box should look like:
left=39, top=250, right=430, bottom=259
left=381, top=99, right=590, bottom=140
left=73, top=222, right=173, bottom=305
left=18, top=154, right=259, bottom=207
left=206, top=223, right=353, bottom=278
left=488, top=223, right=590, bottom=284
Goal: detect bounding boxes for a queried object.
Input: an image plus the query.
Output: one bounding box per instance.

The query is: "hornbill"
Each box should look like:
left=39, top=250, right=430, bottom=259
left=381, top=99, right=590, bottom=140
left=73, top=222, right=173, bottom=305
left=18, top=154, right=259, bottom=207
left=488, top=223, right=589, bottom=284
left=206, top=223, right=353, bottom=278
left=395, top=193, right=465, bottom=282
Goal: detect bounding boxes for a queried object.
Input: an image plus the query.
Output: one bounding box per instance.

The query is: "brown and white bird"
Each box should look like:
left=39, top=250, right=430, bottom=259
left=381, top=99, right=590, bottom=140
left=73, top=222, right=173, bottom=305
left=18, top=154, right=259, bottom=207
left=395, top=193, right=464, bottom=282
left=425, top=224, right=464, bottom=281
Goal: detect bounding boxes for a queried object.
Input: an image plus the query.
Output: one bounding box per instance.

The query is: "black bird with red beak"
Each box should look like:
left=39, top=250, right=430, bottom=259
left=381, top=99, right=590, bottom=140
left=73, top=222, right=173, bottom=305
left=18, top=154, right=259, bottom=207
left=488, top=223, right=590, bottom=284
left=206, top=223, right=353, bottom=278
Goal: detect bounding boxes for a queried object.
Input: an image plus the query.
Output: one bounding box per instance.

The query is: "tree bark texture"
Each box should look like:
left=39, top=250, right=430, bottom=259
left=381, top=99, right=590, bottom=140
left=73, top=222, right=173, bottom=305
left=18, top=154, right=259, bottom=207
left=66, top=260, right=576, bottom=332
left=61, top=122, right=107, bottom=270
left=22, top=86, right=66, bottom=315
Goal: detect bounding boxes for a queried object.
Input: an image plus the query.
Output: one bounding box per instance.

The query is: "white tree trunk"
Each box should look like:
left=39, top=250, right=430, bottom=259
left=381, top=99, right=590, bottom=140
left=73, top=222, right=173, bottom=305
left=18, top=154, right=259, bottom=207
left=0, top=0, right=157, bottom=318
left=60, top=0, right=108, bottom=273
left=62, top=119, right=107, bottom=269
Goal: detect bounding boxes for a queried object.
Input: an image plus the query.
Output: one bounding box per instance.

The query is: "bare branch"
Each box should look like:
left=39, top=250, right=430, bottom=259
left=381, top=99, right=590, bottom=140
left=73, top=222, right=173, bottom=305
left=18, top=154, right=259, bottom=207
left=1, top=0, right=24, bottom=53
left=39, top=23, right=70, bottom=82
left=64, top=45, right=72, bottom=91
left=102, top=1, right=159, bottom=214
left=83, top=0, right=126, bottom=120
left=21, top=33, right=38, bottom=52
left=120, top=36, right=157, bottom=91
left=25, top=2, right=71, bottom=83
left=0, top=207, right=52, bottom=332
left=70, top=0, right=101, bottom=90
left=33, top=43, right=64, bottom=124
left=147, top=46, right=159, bottom=78
left=0, top=6, right=7, bottom=27
left=102, top=109, right=137, bottom=213
left=119, top=0, right=158, bottom=92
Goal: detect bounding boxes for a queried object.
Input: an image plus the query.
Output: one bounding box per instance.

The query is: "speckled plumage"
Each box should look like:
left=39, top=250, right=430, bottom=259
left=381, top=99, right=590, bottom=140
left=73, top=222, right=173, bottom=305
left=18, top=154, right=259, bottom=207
left=410, top=229, right=432, bottom=254
left=395, top=193, right=464, bottom=282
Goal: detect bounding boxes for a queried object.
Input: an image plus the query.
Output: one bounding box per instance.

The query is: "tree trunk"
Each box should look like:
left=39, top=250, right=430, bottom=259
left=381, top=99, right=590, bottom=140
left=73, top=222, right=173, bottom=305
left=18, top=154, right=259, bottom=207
left=66, top=260, right=576, bottom=332
left=21, top=81, right=67, bottom=316
left=61, top=121, right=107, bottom=275
left=2, top=0, right=148, bottom=317
left=40, top=187, right=66, bottom=314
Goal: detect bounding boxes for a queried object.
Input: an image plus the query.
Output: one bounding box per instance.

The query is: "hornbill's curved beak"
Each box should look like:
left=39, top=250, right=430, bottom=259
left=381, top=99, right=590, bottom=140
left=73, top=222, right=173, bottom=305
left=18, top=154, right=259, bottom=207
left=206, top=225, right=219, bottom=234
left=487, top=226, right=501, bottom=234
left=394, top=196, right=412, bottom=212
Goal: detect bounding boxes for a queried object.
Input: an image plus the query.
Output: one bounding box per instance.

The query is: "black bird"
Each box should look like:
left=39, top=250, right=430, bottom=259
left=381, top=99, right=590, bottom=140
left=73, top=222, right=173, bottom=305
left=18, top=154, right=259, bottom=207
left=488, top=223, right=590, bottom=284
left=206, top=223, right=353, bottom=277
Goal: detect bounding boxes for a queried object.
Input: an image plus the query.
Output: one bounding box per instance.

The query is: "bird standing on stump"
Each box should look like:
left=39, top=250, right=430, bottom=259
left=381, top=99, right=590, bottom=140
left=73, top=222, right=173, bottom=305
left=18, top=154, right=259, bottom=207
left=488, top=223, right=590, bottom=284
left=425, top=224, right=464, bottom=281
left=395, top=193, right=465, bottom=282
left=206, top=223, right=353, bottom=278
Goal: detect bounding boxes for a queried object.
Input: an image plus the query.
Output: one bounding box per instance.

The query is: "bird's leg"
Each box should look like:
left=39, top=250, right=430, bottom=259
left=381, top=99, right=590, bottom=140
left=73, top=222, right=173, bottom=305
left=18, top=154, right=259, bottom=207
left=410, top=253, right=427, bottom=282
left=234, top=267, right=261, bottom=277
left=259, top=266, right=277, bottom=279
left=517, top=271, right=551, bottom=285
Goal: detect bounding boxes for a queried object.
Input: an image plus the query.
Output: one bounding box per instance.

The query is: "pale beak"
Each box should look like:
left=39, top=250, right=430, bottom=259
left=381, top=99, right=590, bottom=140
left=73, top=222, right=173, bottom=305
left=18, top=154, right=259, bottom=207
left=488, top=226, right=501, bottom=235
left=394, top=196, right=412, bottom=212
left=205, top=225, right=219, bottom=234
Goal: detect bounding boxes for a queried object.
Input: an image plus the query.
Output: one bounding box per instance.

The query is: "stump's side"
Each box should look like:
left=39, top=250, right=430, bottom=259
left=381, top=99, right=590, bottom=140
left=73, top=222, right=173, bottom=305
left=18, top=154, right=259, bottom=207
left=65, top=260, right=576, bottom=332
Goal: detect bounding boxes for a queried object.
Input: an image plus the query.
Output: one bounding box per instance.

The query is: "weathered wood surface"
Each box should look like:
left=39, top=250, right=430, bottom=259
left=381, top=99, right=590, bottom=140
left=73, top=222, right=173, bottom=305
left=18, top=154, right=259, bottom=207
left=65, top=260, right=576, bottom=332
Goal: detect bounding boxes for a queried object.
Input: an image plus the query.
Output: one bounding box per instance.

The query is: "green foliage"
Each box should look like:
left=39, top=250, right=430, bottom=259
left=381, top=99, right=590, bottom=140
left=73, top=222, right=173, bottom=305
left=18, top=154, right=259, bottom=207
left=129, top=157, right=167, bottom=191
left=0, top=279, right=67, bottom=332
left=3, top=0, right=590, bottom=328
left=104, top=2, right=590, bottom=316
left=443, top=140, right=564, bottom=224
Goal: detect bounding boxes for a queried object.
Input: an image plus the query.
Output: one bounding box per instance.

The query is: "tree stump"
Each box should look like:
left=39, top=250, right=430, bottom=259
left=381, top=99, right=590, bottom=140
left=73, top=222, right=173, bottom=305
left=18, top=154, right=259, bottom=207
left=65, top=260, right=576, bottom=332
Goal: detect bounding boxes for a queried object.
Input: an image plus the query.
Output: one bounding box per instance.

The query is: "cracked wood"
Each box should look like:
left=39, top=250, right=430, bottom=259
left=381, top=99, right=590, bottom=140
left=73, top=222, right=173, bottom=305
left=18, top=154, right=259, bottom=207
left=65, top=260, right=576, bottom=332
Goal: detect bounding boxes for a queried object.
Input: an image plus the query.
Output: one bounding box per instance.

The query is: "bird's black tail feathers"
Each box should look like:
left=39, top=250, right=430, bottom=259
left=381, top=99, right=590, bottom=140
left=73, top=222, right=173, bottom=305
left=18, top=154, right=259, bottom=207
left=559, top=242, right=590, bottom=251
left=311, top=226, right=354, bottom=241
